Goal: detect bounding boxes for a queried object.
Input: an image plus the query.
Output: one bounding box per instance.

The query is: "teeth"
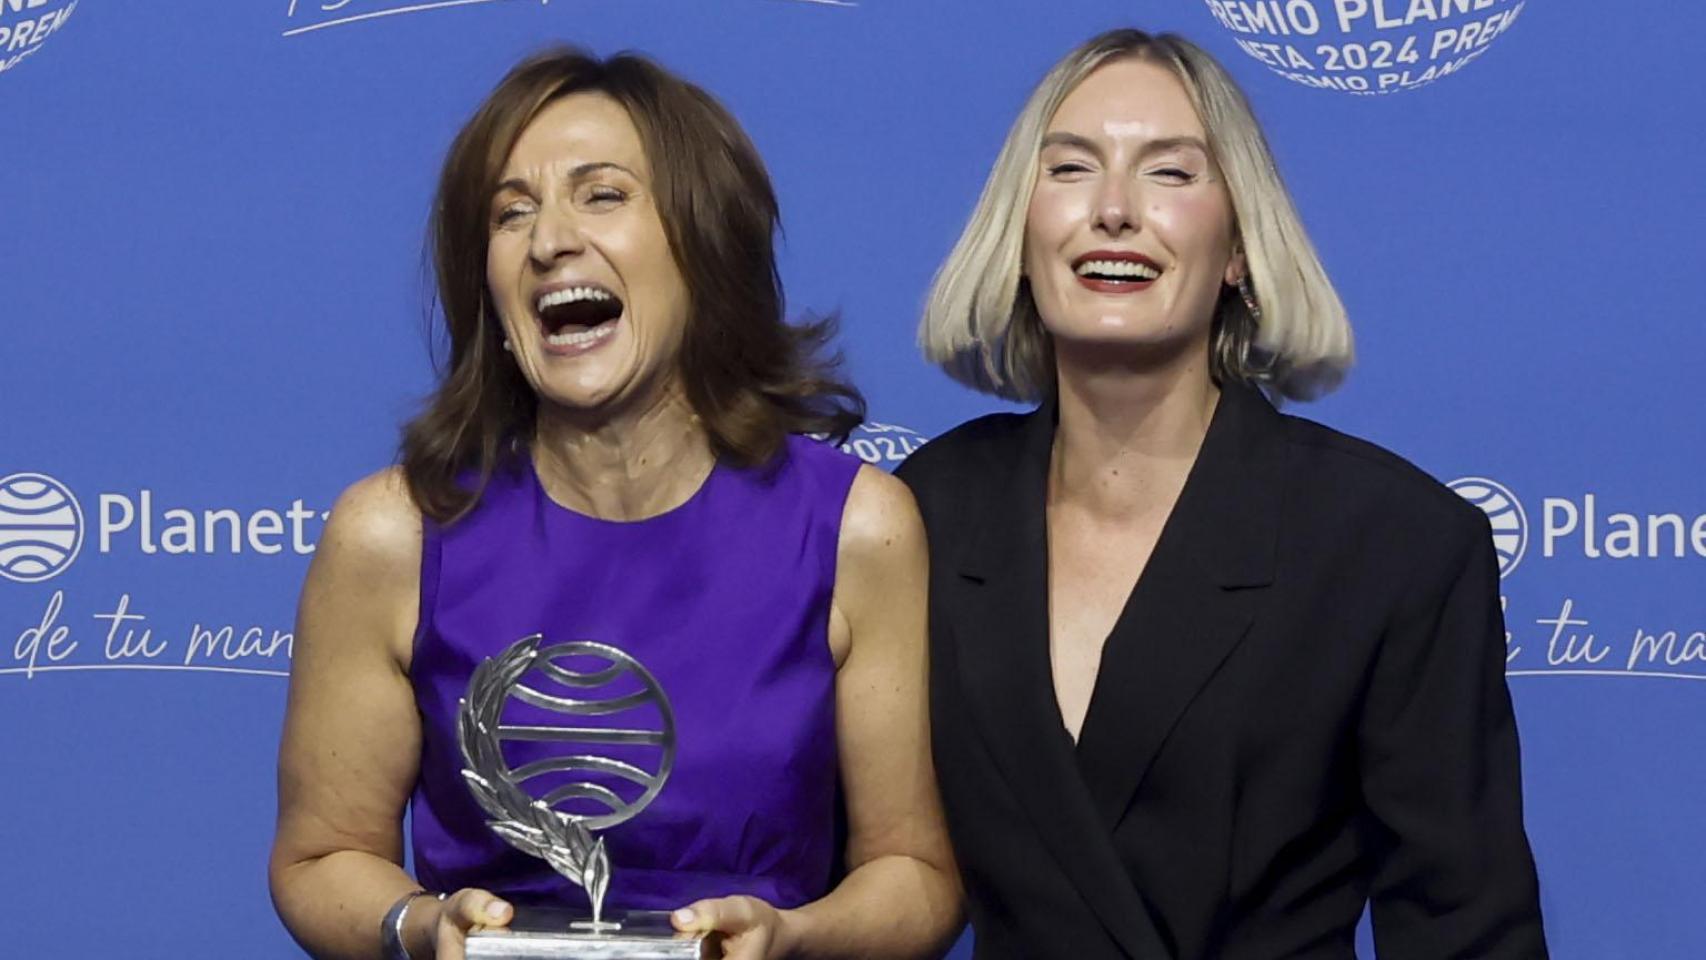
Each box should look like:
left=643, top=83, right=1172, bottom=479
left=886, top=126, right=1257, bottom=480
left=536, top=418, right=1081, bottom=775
left=1076, top=259, right=1159, bottom=280
left=537, top=286, right=615, bottom=310
left=545, top=323, right=618, bottom=348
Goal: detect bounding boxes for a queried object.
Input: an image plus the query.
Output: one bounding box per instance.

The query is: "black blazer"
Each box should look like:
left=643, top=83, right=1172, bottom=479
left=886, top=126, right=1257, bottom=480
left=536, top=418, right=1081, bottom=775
left=896, top=384, right=1547, bottom=960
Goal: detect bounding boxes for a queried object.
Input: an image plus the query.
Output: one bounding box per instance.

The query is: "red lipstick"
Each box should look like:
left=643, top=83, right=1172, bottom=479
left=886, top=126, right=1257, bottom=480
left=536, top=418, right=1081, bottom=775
left=1070, top=250, right=1162, bottom=294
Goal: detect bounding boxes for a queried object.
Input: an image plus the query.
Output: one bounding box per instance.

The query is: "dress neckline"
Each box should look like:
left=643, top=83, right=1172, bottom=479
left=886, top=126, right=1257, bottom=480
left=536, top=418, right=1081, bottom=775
left=526, top=451, right=722, bottom=527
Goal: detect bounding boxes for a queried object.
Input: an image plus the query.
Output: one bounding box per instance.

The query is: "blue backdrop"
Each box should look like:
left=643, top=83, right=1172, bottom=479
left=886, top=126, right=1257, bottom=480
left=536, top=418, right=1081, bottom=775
left=4, top=2, right=1703, bottom=958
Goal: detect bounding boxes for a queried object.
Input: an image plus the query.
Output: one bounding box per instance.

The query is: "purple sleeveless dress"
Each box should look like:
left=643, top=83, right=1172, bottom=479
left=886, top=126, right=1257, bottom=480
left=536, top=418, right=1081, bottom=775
left=408, top=435, right=862, bottom=911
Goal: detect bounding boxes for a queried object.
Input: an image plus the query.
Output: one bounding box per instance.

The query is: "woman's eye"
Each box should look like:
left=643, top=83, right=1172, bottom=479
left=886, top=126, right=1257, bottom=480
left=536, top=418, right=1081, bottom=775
left=494, top=205, right=532, bottom=226
left=1046, top=162, right=1092, bottom=178
left=1151, top=167, right=1195, bottom=182
left=583, top=186, right=628, bottom=206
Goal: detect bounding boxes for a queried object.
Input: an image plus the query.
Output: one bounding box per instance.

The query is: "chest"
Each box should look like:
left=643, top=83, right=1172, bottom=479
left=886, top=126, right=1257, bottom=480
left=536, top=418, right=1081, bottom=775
left=1049, top=516, right=1162, bottom=631
left=1046, top=505, right=1168, bottom=738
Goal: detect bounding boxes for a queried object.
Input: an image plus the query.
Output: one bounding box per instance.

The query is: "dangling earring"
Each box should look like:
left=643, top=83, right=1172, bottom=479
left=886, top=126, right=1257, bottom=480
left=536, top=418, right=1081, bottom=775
left=1237, top=275, right=1262, bottom=324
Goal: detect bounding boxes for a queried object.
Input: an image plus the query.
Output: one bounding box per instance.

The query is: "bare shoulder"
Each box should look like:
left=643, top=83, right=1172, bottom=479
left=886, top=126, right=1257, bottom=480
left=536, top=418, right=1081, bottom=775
left=318, top=466, right=422, bottom=577
left=830, top=466, right=928, bottom=668
left=294, top=467, right=423, bottom=670
left=837, top=464, right=927, bottom=565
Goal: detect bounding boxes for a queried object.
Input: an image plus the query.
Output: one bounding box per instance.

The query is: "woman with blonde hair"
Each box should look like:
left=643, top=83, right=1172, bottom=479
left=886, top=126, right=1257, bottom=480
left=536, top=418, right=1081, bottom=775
left=897, top=28, right=1547, bottom=959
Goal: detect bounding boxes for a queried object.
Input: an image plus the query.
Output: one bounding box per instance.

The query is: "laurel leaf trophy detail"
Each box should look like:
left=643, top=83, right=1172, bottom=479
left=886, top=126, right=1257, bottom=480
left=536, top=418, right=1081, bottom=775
left=458, top=634, right=692, bottom=957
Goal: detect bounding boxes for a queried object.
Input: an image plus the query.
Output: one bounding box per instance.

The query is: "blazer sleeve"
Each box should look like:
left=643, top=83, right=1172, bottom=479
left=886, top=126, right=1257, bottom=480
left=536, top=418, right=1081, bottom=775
left=1358, top=511, right=1549, bottom=959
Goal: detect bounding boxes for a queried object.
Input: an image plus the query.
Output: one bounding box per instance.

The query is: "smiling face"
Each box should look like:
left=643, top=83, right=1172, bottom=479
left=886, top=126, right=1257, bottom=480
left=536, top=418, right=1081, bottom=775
left=1024, top=57, right=1243, bottom=366
left=486, top=92, right=691, bottom=416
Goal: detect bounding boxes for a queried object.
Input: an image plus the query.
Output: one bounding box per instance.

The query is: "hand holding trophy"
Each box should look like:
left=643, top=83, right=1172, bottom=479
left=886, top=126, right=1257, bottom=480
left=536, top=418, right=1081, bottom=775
left=457, top=634, right=703, bottom=959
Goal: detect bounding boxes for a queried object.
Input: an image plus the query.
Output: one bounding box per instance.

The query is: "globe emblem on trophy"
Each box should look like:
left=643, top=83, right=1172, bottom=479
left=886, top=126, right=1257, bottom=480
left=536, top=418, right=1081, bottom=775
left=0, top=472, right=85, bottom=584
left=458, top=633, right=698, bottom=957
left=1449, top=476, right=1528, bottom=578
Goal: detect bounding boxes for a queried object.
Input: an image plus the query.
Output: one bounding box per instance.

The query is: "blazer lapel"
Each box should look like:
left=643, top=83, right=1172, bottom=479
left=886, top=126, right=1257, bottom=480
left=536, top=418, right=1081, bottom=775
left=1073, top=383, right=1285, bottom=830
left=952, top=403, right=1174, bottom=960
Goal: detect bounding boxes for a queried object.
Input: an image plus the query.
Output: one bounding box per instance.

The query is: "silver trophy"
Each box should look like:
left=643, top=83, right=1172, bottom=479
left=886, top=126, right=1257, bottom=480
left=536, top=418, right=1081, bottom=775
left=457, top=634, right=706, bottom=959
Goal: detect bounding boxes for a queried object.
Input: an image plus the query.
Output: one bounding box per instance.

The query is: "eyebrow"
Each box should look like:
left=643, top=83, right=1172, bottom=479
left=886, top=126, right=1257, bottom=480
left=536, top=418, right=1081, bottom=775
left=494, top=161, right=638, bottom=197
left=1040, top=131, right=1211, bottom=159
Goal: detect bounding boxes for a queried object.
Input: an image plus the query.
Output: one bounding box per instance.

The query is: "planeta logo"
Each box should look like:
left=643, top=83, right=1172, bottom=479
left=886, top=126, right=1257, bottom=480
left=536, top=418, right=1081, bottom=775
left=0, top=473, right=85, bottom=584
left=0, top=0, right=78, bottom=76
left=1450, top=475, right=1706, bottom=573
left=1202, top=0, right=1526, bottom=94
left=0, top=472, right=328, bottom=586
left=1448, top=476, right=1527, bottom=579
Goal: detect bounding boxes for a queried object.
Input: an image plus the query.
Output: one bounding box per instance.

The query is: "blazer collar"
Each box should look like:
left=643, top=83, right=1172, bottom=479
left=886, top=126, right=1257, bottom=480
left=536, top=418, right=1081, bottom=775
left=1165, top=380, right=1284, bottom=588
left=1070, top=381, right=1288, bottom=827
left=956, top=380, right=1285, bottom=590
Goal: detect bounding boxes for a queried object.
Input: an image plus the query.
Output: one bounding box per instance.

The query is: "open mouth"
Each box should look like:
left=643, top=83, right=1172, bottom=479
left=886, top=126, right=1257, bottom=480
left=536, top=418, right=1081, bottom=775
left=1072, top=252, right=1162, bottom=290
left=534, top=283, right=625, bottom=352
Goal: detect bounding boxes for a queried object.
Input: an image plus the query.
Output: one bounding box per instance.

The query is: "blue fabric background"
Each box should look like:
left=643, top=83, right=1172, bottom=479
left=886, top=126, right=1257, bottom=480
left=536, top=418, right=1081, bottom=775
left=3, top=2, right=1701, bottom=956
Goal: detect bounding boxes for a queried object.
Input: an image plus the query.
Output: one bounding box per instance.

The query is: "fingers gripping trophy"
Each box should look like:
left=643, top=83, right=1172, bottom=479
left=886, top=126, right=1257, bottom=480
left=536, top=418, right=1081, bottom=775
left=458, top=634, right=702, bottom=959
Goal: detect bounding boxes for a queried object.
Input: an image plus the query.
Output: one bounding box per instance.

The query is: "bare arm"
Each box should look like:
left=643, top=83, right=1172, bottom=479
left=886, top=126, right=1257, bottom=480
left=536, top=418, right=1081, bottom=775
left=678, top=465, right=963, bottom=959
left=268, top=469, right=510, bottom=960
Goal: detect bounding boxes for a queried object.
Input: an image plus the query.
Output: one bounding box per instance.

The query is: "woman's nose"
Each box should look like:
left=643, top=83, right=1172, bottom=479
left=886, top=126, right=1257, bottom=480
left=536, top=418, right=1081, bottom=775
left=1091, top=178, right=1139, bottom=237
left=529, top=205, right=586, bottom=267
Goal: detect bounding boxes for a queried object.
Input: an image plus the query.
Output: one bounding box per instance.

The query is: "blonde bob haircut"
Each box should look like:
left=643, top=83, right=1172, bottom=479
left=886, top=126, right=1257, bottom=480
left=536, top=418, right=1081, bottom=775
left=921, top=28, right=1352, bottom=402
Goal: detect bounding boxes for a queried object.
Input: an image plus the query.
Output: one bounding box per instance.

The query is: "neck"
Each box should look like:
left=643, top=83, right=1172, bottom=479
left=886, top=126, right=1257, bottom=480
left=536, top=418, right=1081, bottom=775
left=1049, top=339, right=1220, bottom=518
left=531, top=381, right=715, bottom=522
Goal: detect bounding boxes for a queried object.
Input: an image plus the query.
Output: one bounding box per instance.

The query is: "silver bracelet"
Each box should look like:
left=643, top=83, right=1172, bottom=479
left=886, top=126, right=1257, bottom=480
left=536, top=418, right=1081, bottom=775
left=380, top=889, right=445, bottom=960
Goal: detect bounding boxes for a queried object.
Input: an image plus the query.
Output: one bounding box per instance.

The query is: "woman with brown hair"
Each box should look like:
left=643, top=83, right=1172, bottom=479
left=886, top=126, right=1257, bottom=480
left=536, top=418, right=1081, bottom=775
left=268, top=49, right=959, bottom=960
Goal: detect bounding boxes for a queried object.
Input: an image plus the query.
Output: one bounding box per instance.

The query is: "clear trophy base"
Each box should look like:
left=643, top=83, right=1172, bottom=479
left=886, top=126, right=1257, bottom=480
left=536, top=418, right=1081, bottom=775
left=465, top=907, right=709, bottom=959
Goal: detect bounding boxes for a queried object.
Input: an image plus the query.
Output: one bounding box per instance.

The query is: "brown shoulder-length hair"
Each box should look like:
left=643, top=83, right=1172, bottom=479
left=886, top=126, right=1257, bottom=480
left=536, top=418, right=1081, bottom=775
left=402, top=48, right=865, bottom=523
